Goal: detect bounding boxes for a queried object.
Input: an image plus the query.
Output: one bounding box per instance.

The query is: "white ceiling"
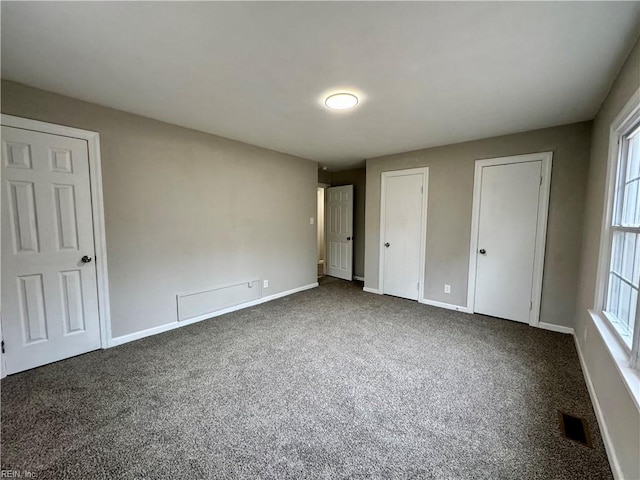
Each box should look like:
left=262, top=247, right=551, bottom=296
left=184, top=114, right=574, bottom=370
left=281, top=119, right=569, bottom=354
left=2, top=2, right=639, bottom=170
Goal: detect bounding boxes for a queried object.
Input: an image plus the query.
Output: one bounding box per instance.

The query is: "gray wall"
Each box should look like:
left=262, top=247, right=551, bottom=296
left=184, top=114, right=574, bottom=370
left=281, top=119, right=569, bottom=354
left=1, top=80, right=318, bottom=338
left=365, top=122, right=591, bottom=328
left=330, top=168, right=366, bottom=279
left=574, top=38, right=640, bottom=479
left=318, top=169, right=332, bottom=185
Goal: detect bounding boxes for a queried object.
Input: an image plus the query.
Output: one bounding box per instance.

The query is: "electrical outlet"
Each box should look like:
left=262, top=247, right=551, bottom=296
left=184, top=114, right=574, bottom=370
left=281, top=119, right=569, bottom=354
left=263, top=279, right=269, bottom=289
left=444, top=284, right=451, bottom=294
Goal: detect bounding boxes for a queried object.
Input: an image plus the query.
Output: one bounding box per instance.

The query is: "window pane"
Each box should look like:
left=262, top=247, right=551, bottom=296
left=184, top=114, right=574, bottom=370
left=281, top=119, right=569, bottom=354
left=622, top=232, right=637, bottom=281
left=622, top=179, right=639, bottom=226
left=618, top=281, right=631, bottom=332
left=630, top=287, right=638, bottom=336
left=634, top=234, right=640, bottom=287
left=607, top=273, right=621, bottom=318
left=611, top=231, right=624, bottom=275
left=627, top=129, right=640, bottom=181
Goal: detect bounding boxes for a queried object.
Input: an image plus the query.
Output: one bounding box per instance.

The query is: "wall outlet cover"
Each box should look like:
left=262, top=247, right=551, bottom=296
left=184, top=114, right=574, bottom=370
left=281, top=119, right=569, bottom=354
left=263, top=279, right=269, bottom=288
left=444, top=284, right=451, bottom=294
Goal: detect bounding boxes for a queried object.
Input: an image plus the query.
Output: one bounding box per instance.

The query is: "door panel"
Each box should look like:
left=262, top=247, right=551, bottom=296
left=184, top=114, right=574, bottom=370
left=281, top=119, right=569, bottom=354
left=60, top=269, right=87, bottom=334
left=382, top=172, right=425, bottom=300
left=53, top=184, right=80, bottom=250
left=326, top=185, right=353, bottom=280
left=474, top=161, right=541, bottom=323
left=18, top=273, right=48, bottom=342
left=1, top=126, right=101, bottom=374
left=8, top=180, right=39, bottom=252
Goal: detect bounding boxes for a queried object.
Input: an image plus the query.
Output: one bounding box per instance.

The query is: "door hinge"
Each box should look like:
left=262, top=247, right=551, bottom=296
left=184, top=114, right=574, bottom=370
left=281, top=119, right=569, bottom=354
left=420, top=186, right=423, bottom=194
left=530, top=301, right=533, bottom=311
left=1, top=340, right=5, bottom=354
left=417, top=282, right=420, bottom=290
left=540, top=176, right=543, bottom=186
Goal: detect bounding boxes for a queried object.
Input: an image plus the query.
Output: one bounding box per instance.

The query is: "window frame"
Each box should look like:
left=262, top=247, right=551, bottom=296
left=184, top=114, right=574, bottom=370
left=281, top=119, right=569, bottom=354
left=603, top=121, right=640, bottom=349
left=595, top=86, right=640, bottom=371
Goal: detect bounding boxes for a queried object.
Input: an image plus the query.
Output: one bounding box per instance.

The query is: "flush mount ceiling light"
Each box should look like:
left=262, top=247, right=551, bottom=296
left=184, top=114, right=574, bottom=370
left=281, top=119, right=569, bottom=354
left=325, top=93, right=359, bottom=110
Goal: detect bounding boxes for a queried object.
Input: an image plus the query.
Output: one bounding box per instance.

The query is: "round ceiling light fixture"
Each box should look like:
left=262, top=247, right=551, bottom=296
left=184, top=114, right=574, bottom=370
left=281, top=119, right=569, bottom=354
left=325, top=92, right=359, bottom=110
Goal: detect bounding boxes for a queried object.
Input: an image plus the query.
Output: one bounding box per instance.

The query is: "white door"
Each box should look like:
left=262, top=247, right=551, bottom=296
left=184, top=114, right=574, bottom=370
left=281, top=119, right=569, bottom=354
left=1, top=126, right=101, bottom=374
left=326, top=185, right=353, bottom=280
left=473, top=160, right=542, bottom=323
left=380, top=169, right=427, bottom=300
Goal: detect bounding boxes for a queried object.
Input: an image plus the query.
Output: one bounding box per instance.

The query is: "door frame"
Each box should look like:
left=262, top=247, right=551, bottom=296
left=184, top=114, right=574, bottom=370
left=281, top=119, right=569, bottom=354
left=466, top=152, right=552, bottom=327
left=379, top=167, right=429, bottom=298
left=1, top=114, right=112, bottom=366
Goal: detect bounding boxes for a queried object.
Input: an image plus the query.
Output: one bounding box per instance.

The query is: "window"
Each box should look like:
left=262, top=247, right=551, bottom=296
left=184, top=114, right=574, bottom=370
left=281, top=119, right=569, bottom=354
left=598, top=88, right=640, bottom=371
left=604, top=121, right=640, bottom=347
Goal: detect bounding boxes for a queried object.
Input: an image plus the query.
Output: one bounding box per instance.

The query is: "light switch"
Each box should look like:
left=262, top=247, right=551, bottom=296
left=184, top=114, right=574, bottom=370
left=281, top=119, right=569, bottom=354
left=310, top=217, right=315, bottom=225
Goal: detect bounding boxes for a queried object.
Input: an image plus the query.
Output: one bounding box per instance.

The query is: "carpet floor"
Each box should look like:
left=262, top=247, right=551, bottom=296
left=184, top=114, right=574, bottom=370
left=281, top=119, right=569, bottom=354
left=1, top=277, right=612, bottom=479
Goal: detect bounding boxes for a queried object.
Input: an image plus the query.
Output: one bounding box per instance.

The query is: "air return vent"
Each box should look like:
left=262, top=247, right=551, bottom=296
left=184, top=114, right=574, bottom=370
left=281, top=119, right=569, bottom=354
left=558, top=411, right=592, bottom=447
left=177, top=280, right=261, bottom=322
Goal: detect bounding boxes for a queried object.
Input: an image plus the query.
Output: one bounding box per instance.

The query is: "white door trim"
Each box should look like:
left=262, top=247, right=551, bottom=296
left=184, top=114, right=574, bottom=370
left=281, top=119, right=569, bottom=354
left=379, top=167, right=429, bottom=299
left=1, top=114, right=112, bottom=350
left=466, top=151, right=552, bottom=327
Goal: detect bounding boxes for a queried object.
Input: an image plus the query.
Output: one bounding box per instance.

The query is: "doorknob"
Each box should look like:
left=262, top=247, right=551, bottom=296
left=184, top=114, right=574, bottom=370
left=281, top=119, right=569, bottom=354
left=479, top=249, right=486, bottom=255
left=347, top=237, right=352, bottom=241
left=81, top=255, right=93, bottom=263
left=384, top=242, right=390, bottom=248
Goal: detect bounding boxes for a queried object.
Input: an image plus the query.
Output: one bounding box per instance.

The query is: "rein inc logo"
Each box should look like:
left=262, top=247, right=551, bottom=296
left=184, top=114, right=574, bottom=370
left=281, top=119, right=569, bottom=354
left=1, top=471, right=36, bottom=478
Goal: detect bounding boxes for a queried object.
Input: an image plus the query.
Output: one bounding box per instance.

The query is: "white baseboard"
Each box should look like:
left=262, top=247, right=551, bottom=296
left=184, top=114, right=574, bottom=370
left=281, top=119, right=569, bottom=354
left=353, top=276, right=365, bottom=282
left=537, top=322, right=575, bottom=335
left=260, top=282, right=318, bottom=303
left=573, top=335, right=623, bottom=480
left=110, top=322, right=180, bottom=347
left=110, top=282, right=319, bottom=347
left=419, top=298, right=472, bottom=313
left=363, top=287, right=381, bottom=294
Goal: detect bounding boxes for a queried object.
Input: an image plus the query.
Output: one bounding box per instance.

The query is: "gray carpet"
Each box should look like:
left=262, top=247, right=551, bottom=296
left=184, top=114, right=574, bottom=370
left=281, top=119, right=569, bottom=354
left=1, top=277, right=612, bottom=479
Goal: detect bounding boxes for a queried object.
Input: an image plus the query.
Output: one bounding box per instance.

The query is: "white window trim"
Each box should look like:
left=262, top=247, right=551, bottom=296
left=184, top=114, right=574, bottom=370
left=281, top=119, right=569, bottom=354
left=587, top=310, right=640, bottom=412
left=592, top=85, right=640, bottom=409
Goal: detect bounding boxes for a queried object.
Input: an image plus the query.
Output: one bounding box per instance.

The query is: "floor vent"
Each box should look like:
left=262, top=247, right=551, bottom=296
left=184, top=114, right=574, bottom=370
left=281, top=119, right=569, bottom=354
left=558, top=411, right=592, bottom=447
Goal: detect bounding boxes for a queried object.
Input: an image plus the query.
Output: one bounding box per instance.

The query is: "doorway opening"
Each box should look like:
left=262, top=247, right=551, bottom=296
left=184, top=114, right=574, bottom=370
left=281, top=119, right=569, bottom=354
left=317, top=184, right=328, bottom=278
